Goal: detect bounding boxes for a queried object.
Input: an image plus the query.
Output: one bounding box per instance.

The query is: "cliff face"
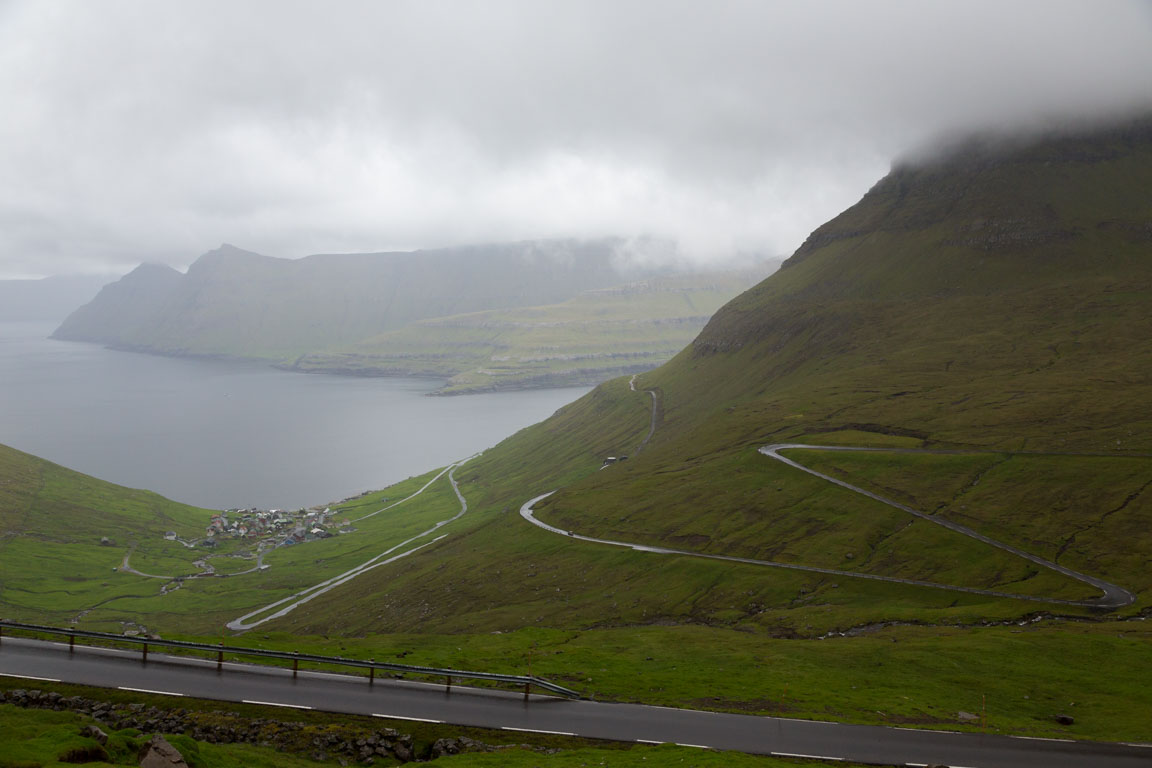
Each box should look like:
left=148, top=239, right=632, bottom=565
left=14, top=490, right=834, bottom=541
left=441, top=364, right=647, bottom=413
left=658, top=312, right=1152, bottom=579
left=51, top=239, right=678, bottom=361
left=52, top=263, right=183, bottom=345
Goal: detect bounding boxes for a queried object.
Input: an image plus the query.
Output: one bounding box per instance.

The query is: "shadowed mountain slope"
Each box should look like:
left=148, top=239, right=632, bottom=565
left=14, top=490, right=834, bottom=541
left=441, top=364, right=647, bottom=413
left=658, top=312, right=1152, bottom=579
left=288, top=267, right=776, bottom=394
left=53, top=240, right=684, bottom=362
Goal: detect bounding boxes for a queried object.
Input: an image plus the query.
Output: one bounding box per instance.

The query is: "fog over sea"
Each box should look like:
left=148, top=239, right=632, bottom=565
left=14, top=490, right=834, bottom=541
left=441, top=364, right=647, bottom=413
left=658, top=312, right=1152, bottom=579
left=0, top=322, right=589, bottom=510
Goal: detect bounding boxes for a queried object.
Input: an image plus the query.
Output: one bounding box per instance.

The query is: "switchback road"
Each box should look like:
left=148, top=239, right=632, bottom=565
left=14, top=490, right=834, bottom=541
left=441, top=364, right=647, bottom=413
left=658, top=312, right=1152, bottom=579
left=534, top=378, right=1134, bottom=610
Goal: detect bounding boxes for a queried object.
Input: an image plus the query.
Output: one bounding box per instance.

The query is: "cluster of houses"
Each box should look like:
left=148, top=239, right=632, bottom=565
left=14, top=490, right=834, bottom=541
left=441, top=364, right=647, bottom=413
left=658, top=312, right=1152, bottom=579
left=202, top=506, right=350, bottom=548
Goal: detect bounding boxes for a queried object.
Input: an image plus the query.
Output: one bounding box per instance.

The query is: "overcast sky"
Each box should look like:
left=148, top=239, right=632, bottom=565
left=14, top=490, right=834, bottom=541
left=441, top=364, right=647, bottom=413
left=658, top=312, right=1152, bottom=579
left=1, top=0, right=1151, bottom=278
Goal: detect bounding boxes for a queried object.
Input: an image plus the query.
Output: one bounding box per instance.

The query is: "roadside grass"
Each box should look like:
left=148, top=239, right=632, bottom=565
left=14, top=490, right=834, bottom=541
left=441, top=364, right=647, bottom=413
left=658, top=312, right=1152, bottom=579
left=1, top=681, right=815, bottom=768
left=0, top=702, right=339, bottom=768
left=159, top=618, right=1152, bottom=743
left=0, top=699, right=863, bottom=768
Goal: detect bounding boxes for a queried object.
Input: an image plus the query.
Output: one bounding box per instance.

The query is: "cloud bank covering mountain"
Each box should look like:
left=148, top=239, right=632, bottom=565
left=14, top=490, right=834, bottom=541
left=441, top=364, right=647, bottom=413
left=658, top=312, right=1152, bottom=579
left=2, top=0, right=1151, bottom=277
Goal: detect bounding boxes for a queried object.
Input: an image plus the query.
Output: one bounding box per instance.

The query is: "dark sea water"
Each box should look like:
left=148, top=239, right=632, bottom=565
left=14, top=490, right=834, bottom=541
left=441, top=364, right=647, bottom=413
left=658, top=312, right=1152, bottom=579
left=0, top=322, right=589, bottom=510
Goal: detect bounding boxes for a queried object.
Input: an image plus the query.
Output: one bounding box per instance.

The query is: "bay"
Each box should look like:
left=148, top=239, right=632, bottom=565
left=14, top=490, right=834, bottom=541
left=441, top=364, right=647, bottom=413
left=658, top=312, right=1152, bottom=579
left=0, top=322, right=588, bottom=510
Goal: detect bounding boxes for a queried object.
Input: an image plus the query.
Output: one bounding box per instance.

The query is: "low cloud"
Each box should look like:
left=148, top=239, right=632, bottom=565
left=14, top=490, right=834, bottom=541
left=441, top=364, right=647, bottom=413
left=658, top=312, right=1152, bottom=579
left=1, top=0, right=1150, bottom=276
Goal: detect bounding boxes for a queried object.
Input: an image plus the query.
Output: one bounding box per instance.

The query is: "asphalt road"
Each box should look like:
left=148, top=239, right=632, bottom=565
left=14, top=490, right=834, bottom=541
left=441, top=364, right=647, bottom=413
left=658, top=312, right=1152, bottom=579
left=759, top=444, right=1136, bottom=609
left=227, top=457, right=476, bottom=631
left=1, top=636, right=1149, bottom=767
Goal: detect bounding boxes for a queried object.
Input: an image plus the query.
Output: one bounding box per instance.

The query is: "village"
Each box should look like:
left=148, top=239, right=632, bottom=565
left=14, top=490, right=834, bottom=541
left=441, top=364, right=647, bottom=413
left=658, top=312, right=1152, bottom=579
left=198, top=505, right=354, bottom=549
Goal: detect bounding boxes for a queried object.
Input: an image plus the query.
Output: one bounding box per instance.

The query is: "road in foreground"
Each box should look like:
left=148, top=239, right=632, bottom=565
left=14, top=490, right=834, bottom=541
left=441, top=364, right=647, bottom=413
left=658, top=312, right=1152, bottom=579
left=1, top=637, right=1148, bottom=767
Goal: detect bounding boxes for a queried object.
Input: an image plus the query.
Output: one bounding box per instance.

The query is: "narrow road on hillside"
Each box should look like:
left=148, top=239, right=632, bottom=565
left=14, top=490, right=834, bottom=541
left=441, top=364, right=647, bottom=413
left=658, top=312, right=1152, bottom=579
left=760, top=443, right=1135, bottom=608
left=628, top=374, right=659, bottom=453
left=3, top=635, right=1148, bottom=768
left=522, top=386, right=1135, bottom=610
left=227, top=457, right=477, bottom=631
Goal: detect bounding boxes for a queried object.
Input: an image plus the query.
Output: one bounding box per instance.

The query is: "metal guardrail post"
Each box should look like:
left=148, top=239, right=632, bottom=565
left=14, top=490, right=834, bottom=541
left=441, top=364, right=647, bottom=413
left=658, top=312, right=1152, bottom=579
left=69, top=633, right=75, bottom=654
left=445, top=674, right=451, bottom=693
left=369, top=659, right=375, bottom=686
left=142, top=641, right=148, bottom=664
left=292, top=651, right=299, bottom=679
left=524, top=682, right=531, bottom=701
left=217, top=643, right=223, bottom=671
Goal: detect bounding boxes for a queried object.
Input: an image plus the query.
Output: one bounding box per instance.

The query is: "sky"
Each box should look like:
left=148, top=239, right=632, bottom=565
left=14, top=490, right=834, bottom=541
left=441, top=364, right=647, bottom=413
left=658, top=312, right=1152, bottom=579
left=1, top=1, right=1151, bottom=278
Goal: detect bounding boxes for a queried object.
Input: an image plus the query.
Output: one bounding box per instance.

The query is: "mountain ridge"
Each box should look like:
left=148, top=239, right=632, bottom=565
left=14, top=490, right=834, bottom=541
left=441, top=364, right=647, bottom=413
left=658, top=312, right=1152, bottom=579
left=53, top=238, right=774, bottom=389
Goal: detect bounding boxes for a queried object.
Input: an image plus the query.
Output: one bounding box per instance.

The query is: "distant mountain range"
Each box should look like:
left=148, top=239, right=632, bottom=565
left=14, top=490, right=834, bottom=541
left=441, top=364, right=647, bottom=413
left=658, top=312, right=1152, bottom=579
left=288, top=267, right=775, bottom=393
left=53, top=239, right=777, bottom=392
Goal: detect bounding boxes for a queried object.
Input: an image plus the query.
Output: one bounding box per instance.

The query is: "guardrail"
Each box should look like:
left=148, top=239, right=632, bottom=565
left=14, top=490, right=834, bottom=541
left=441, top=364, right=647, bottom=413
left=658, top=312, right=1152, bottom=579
left=0, top=620, right=580, bottom=699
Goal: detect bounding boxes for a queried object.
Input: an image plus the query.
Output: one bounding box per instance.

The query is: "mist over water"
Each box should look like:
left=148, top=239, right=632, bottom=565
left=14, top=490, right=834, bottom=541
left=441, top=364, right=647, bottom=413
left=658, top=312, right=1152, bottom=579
left=0, top=323, right=588, bottom=509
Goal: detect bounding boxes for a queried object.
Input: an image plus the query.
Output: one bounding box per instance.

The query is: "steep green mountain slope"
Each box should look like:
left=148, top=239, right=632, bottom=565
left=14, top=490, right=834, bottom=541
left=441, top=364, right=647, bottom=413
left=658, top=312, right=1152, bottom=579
left=289, top=267, right=775, bottom=394
left=269, top=117, right=1152, bottom=638
left=52, top=239, right=699, bottom=363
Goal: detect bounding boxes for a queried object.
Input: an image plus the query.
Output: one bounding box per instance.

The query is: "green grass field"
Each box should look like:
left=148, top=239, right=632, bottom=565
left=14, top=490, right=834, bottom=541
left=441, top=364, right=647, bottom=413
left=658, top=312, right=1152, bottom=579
left=0, top=683, right=860, bottom=768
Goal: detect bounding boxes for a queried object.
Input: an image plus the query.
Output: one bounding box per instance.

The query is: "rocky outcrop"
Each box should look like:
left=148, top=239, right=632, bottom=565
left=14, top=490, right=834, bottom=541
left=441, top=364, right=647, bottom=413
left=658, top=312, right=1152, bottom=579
left=137, top=735, right=189, bottom=768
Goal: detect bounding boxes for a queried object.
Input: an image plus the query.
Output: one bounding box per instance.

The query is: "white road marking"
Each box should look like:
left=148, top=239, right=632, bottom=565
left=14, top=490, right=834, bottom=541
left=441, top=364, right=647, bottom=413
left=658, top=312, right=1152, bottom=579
left=118, top=686, right=184, bottom=697
left=501, top=726, right=575, bottom=736
left=1011, top=735, right=1074, bottom=743
left=676, top=743, right=712, bottom=749
left=0, top=672, right=60, bottom=682
left=636, top=739, right=664, bottom=744
left=772, top=752, right=842, bottom=761
left=374, top=713, right=442, bottom=723
left=242, top=699, right=311, bottom=710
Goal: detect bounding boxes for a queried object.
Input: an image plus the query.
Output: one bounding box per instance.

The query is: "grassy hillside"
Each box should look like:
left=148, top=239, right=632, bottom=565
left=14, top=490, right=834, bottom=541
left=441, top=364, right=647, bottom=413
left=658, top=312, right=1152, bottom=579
left=267, top=118, right=1152, bottom=633
left=290, top=268, right=774, bottom=394
left=6, top=118, right=1152, bottom=742
left=0, top=444, right=211, bottom=625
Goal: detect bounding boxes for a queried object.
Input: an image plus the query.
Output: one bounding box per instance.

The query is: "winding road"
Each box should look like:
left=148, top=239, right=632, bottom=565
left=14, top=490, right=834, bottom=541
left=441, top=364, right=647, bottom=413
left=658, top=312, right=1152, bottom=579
left=227, top=457, right=477, bottom=631
left=523, top=385, right=1136, bottom=610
